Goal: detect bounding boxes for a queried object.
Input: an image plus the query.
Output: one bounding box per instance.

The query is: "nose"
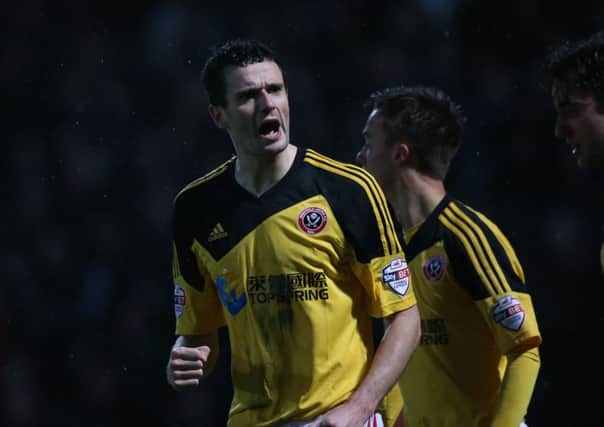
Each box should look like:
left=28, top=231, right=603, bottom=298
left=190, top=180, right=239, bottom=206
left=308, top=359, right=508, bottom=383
left=258, top=89, right=276, bottom=111
left=355, top=148, right=366, bottom=167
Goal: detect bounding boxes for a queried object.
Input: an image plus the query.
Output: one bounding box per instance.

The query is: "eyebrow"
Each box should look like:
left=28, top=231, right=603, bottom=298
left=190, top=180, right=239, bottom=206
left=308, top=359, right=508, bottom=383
left=234, top=82, right=284, bottom=96
left=234, top=87, right=260, bottom=96
left=558, top=97, right=592, bottom=109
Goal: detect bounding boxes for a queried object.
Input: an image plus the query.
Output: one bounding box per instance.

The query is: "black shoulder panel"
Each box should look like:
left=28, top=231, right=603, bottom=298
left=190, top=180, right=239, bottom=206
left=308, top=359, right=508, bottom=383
left=303, top=149, right=403, bottom=263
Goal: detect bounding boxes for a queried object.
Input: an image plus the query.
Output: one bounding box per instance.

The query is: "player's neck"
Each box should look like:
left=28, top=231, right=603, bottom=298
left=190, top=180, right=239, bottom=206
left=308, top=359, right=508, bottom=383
left=393, top=169, right=446, bottom=230
left=234, top=144, right=298, bottom=197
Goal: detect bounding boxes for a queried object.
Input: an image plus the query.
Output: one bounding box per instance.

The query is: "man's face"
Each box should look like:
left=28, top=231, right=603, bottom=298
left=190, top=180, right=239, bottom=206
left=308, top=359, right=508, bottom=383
left=211, top=60, right=290, bottom=157
left=552, top=81, right=604, bottom=171
left=355, top=109, right=398, bottom=193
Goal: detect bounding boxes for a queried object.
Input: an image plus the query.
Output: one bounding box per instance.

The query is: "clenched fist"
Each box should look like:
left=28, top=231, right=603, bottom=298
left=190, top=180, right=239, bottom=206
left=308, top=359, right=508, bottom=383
left=167, top=345, right=211, bottom=391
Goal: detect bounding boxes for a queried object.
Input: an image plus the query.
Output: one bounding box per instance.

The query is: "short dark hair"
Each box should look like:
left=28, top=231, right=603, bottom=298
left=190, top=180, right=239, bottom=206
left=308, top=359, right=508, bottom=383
left=545, top=31, right=604, bottom=111
left=367, top=85, right=466, bottom=180
left=201, top=39, right=283, bottom=107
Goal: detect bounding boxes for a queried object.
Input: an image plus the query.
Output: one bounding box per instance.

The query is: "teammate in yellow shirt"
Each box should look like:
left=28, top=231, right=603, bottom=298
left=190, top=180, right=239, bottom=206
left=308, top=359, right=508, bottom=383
left=545, top=30, right=604, bottom=275
left=165, top=39, right=421, bottom=427
left=356, top=84, right=542, bottom=427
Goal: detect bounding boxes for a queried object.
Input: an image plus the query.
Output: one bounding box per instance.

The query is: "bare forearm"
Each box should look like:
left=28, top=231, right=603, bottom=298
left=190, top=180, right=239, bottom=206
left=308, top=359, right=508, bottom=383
left=349, top=305, right=421, bottom=414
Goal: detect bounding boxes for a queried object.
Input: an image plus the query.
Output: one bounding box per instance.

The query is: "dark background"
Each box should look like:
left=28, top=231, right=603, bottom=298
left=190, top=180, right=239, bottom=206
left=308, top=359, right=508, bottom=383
left=3, top=1, right=604, bottom=426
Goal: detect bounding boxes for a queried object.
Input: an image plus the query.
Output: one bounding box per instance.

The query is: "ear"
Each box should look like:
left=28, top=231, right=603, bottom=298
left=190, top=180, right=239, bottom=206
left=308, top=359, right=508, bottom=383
left=209, top=104, right=228, bottom=129
left=394, top=143, right=411, bottom=165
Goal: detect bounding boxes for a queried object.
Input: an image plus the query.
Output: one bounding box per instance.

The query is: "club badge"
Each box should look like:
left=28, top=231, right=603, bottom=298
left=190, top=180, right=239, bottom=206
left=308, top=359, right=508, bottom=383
left=423, top=255, right=446, bottom=282
left=298, top=207, right=328, bottom=235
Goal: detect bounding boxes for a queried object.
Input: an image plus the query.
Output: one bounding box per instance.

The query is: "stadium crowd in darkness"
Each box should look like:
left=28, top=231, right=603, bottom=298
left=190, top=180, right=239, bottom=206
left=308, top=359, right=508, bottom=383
left=3, top=1, right=604, bottom=426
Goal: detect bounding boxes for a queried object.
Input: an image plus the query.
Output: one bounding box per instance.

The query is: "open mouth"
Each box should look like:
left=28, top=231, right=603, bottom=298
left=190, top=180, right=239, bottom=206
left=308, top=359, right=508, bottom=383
left=258, top=118, right=281, bottom=139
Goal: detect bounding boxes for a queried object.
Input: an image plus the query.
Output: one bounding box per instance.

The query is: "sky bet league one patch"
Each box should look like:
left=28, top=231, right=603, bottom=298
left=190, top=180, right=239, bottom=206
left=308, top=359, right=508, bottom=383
left=174, top=284, right=186, bottom=318
left=382, top=258, right=411, bottom=296
left=492, top=295, right=525, bottom=331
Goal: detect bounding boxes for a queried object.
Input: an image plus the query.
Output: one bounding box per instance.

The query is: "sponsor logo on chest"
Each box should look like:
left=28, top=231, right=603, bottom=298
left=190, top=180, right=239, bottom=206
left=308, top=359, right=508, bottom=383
left=420, top=318, right=448, bottom=345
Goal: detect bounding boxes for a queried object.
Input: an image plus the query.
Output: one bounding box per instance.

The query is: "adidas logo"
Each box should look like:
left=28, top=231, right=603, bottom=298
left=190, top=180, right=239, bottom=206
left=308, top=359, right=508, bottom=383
left=208, top=223, right=228, bottom=242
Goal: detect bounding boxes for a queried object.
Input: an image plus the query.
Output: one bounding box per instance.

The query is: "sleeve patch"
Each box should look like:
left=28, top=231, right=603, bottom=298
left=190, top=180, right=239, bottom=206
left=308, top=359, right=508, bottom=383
left=492, top=295, right=525, bottom=331
left=174, top=284, right=186, bottom=318
left=382, top=258, right=411, bottom=296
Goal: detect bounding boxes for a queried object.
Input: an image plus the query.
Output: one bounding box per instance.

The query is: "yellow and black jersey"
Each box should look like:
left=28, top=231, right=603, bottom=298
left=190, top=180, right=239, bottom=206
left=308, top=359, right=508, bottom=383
left=398, top=194, right=542, bottom=427
left=172, top=147, right=416, bottom=427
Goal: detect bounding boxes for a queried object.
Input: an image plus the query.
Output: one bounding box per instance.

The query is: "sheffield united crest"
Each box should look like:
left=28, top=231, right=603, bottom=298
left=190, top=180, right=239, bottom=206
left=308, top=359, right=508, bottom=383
left=423, top=255, right=446, bottom=282
left=298, top=207, right=328, bottom=235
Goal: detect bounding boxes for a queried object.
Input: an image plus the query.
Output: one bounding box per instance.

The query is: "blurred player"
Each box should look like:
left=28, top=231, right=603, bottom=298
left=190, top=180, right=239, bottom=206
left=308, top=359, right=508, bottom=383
left=545, top=30, right=604, bottom=274
left=356, top=85, right=542, bottom=427
left=165, top=39, right=420, bottom=427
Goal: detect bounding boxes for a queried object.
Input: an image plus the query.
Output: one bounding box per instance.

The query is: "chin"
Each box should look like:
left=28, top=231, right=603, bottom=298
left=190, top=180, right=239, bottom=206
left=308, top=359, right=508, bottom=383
left=261, top=138, right=289, bottom=154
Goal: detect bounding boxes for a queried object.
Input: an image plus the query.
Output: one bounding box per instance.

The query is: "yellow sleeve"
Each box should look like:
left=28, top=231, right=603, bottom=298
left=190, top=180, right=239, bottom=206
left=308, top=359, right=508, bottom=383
left=476, top=292, right=542, bottom=355
left=172, top=190, right=225, bottom=335
left=172, top=242, right=225, bottom=335
left=491, top=347, right=541, bottom=427
left=351, top=256, right=417, bottom=318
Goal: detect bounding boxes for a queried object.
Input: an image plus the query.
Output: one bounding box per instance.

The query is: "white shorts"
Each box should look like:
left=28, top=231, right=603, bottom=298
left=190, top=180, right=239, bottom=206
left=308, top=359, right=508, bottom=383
left=280, top=412, right=384, bottom=427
